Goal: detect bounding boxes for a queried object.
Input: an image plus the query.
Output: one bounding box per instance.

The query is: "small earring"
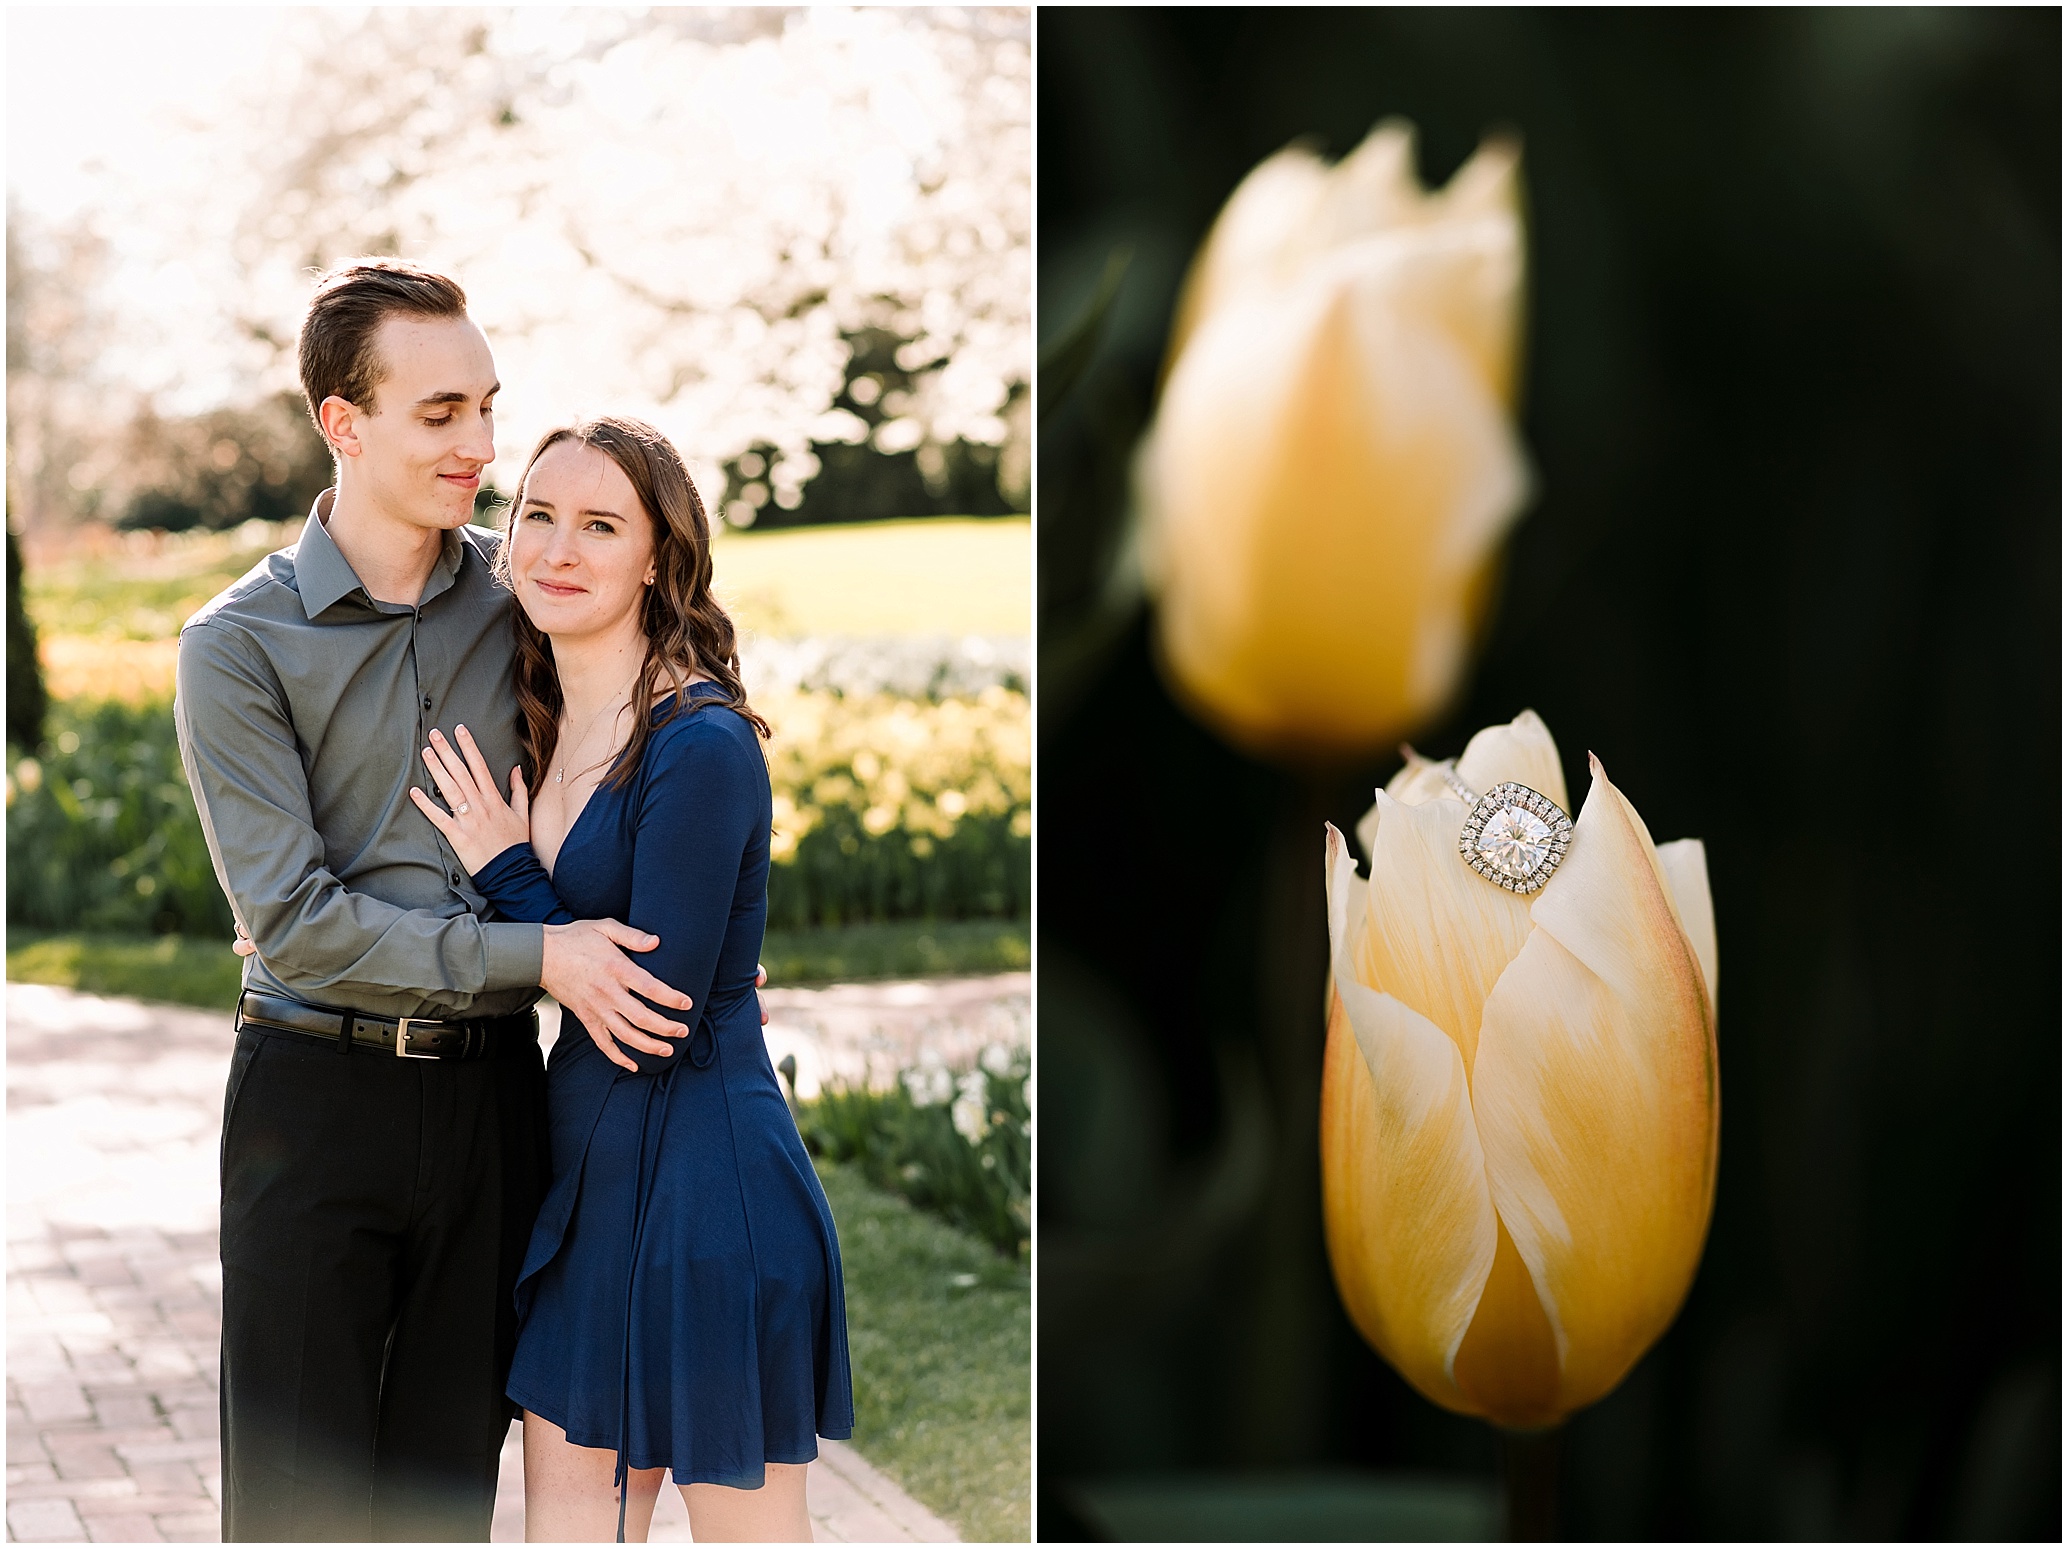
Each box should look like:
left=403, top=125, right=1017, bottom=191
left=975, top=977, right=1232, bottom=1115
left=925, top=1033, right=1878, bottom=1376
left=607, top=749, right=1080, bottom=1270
left=644, top=574, right=655, bottom=586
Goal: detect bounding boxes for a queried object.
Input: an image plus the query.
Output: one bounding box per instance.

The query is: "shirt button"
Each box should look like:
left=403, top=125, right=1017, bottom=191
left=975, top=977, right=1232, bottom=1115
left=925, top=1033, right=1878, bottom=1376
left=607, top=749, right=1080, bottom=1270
left=451, top=872, right=462, bottom=886
left=422, top=695, right=433, bottom=711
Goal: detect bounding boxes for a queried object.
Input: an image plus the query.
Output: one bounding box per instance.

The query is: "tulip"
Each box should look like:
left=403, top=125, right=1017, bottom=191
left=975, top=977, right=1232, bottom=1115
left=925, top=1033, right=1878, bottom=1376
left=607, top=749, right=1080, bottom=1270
left=1139, top=120, right=1530, bottom=761
left=1321, top=710, right=1718, bottom=1427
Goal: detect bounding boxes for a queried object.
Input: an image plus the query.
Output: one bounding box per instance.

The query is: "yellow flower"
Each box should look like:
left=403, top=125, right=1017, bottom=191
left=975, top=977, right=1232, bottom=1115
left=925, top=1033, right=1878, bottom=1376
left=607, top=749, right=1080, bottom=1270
left=1321, top=711, right=1718, bottom=1427
left=1141, top=120, right=1530, bottom=760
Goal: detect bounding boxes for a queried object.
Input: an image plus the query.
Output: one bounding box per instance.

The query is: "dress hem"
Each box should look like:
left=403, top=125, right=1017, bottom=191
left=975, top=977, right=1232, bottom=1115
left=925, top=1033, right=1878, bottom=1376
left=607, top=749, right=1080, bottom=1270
left=509, top=1385, right=841, bottom=1486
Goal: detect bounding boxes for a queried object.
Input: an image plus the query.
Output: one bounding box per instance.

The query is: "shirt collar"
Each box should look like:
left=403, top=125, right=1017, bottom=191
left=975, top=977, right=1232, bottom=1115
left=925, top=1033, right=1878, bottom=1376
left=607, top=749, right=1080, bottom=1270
left=292, top=489, right=469, bottom=619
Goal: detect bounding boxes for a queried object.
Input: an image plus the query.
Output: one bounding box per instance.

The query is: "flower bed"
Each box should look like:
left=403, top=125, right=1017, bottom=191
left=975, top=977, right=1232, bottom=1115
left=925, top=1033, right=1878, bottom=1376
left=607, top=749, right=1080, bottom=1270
left=796, top=1044, right=1031, bottom=1257
left=7, top=687, right=1030, bottom=936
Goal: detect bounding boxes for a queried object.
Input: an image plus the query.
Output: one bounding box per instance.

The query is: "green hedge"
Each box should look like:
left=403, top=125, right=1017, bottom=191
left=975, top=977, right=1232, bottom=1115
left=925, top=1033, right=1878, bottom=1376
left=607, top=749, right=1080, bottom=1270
left=796, top=1049, right=1031, bottom=1257
left=7, top=695, right=1028, bottom=938
left=7, top=700, right=234, bottom=937
left=769, top=806, right=1027, bottom=927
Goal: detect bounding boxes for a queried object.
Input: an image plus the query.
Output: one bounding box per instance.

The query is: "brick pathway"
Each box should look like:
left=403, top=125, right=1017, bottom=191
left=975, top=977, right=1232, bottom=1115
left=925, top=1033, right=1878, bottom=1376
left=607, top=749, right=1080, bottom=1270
left=6, top=980, right=985, bottom=1543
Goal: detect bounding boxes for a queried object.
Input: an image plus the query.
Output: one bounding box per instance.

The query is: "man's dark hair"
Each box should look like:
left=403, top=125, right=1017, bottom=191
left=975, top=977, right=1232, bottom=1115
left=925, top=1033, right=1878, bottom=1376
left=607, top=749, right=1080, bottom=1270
left=296, top=260, right=469, bottom=440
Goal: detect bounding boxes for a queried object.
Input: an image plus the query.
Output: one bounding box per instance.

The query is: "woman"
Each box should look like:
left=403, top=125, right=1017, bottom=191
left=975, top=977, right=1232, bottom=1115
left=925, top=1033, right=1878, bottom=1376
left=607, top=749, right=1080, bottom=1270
left=409, top=416, right=853, bottom=1542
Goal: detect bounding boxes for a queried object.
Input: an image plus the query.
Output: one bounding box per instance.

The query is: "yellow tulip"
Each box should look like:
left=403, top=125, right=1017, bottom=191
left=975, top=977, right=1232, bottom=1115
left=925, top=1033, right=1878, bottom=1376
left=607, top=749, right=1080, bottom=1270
left=1140, top=120, right=1531, bottom=761
left=1321, top=710, right=1718, bottom=1427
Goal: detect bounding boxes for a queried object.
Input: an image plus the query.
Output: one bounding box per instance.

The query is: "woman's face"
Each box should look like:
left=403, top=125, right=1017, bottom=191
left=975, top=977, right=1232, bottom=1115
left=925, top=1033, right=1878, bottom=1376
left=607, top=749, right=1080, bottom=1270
left=510, top=439, right=658, bottom=645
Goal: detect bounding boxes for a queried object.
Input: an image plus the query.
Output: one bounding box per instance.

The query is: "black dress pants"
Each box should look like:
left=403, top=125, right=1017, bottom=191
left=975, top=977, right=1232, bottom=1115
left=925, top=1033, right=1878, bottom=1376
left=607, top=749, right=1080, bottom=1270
left=218, top=1022, right=549, bottom=1542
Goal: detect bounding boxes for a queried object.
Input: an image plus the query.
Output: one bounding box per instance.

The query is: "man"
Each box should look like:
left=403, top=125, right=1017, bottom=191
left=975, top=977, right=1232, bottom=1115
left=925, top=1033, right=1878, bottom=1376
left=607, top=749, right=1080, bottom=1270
left=176, top=260, right=710, bottom=1540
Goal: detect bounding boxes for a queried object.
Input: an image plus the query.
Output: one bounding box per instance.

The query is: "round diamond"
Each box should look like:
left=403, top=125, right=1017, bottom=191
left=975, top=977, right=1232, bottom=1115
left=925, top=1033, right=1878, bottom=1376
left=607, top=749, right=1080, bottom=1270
left=1476, top=802, right=1553, bottom=880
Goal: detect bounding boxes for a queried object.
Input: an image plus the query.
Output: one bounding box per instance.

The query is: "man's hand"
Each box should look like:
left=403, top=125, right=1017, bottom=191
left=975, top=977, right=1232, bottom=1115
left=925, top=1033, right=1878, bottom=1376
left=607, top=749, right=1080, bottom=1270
left=239, top=921, right=758, bottom=1058
left=541, top=919, right=695, bottom=1074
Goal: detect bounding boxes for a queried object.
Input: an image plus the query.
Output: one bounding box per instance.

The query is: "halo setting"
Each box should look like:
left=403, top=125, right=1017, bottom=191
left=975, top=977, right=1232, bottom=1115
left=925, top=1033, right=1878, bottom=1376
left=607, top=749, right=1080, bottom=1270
left=1458, top=782, right=1573, bottom=894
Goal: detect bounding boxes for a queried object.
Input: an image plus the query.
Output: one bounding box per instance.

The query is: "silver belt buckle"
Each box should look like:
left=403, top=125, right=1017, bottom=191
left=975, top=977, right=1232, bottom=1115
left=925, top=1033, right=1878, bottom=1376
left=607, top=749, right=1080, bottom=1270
left=394, top=1016, right=438, bottom=1059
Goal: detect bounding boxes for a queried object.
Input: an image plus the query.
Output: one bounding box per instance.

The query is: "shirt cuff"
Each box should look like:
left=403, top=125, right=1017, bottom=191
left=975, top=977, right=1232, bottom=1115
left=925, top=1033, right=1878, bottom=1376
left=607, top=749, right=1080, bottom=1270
left=481, top=920, right=545, bottom=991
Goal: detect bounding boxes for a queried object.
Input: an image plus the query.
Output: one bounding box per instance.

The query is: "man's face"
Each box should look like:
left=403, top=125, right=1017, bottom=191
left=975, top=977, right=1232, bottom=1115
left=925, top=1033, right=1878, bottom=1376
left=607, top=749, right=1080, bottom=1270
left=329, top=314, right=499, bottom=532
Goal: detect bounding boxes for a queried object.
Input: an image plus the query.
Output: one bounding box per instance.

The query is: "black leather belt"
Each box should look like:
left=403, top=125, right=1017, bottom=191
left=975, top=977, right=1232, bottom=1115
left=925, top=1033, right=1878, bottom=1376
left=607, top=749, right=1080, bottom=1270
left=235, top=990, right=537, bottom=1060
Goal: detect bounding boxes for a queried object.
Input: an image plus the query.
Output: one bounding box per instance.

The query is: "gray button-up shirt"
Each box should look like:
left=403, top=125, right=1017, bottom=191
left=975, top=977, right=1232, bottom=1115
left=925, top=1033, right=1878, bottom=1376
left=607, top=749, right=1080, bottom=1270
left=175, top=490, right=543, bottom=1020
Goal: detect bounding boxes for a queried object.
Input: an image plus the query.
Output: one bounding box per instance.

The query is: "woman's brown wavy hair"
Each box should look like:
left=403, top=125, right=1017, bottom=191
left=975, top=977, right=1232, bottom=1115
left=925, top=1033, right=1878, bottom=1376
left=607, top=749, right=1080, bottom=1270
left=495, top=415, right=769, bottom=793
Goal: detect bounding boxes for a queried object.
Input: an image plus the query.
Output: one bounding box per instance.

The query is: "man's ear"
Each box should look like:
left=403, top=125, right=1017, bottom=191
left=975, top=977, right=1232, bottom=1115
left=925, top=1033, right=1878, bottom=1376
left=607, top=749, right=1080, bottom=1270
left=319, top=395, right=364, bottom=459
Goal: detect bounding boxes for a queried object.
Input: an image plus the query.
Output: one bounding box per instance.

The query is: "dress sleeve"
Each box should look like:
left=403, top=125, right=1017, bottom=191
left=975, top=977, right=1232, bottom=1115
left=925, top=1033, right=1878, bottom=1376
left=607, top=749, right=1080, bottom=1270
left=473, top=711, right=763, bottom=1076
left=473, top=844, right=577, bottom=926
left=619, top=715, right=763, bottom=1074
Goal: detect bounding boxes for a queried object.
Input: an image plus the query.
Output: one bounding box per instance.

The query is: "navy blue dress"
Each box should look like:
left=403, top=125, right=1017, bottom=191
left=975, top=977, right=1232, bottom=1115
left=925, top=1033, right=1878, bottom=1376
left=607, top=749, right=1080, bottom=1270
left=472, top=686, right=853, bottom=1491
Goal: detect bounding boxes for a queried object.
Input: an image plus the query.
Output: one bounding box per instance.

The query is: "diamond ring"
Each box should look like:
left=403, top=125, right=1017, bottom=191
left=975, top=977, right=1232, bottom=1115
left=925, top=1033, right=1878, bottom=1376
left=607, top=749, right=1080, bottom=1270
left=456, top=803, right=471, bottom=817
left=1401, top=746, right=1573, bottom=895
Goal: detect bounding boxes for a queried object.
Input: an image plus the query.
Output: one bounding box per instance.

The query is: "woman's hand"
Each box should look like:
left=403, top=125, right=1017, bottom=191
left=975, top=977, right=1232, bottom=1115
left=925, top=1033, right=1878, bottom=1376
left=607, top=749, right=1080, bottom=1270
left=409, top=724, right=533, bottom=875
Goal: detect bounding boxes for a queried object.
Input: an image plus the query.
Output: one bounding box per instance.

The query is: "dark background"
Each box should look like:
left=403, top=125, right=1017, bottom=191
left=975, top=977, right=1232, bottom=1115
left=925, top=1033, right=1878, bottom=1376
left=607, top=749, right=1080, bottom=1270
left=1037, top=7, right=2059, bottom=1540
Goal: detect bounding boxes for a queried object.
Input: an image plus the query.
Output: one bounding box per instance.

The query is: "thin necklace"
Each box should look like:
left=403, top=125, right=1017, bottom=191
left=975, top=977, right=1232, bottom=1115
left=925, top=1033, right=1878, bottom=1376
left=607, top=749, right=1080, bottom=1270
left=552, top=687, right=634, bottom=787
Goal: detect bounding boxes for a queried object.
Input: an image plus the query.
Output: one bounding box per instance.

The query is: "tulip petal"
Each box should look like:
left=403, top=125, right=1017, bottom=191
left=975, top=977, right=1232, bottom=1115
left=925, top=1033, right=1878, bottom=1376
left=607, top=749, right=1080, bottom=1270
left=1323, top=824, right=1499, bottom=1412
left=1470, top=758, right=1719, bottom=1414
left=1455, top=707, right=1569, bottom=813
left=1314, top=120, right=1426, bottom=246
left=1653, top=838, right=1718, bottom=1018
left=1356, top=791, right=1533, bottom=1070
left=1168, top=145, right=1332, bottom=362
left=1382, top=760, right=1457, bottom=809
left=1147, top=251, right=1528, bottom=756
left=1591, top=790, right=1721, bottom=1035
left=1354, top=796, right=1383, bottom=863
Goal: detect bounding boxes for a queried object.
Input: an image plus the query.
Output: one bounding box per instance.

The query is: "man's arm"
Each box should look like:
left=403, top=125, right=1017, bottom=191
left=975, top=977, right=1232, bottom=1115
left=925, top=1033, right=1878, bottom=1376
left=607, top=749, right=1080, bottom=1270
left=176, top=618, right=541, bottom=1010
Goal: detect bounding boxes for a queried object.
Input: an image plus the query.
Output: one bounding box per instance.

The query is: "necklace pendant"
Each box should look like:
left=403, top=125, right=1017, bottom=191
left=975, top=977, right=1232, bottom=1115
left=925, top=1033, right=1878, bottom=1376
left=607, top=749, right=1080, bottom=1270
left=555, top=769, right=564, bottom=784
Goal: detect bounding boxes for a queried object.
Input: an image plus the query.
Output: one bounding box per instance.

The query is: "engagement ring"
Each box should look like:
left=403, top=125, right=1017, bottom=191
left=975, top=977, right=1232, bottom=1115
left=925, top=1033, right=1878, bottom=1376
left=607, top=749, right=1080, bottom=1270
left=1403, top=746, right=1574, bottom=895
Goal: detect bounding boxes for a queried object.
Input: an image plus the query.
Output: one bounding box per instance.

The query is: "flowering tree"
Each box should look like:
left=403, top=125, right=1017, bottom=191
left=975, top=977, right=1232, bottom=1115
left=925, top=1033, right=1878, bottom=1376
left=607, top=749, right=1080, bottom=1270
left=131, top=6, right=1030, bottom=516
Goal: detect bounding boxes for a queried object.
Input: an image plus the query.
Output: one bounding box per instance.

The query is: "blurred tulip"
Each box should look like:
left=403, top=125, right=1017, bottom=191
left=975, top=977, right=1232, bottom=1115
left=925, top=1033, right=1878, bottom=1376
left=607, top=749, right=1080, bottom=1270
left=1321, top=710, right=1718, bottom=1428
left=1140, top=120, right=1530, bottom=760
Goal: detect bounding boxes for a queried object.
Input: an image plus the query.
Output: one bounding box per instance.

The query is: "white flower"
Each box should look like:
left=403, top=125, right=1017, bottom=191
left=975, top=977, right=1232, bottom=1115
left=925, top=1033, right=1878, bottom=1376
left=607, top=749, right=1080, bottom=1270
left=903, top=1059, right=954, bottom=1108
left=951, top=1069, right=992, bottom=1144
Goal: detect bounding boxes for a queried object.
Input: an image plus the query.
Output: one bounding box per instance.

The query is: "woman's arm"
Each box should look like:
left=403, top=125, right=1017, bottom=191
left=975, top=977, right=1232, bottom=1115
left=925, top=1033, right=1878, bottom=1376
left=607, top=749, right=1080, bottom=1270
left=612, top=715, right=763, bottom=1076
left=472, top=843, right=576, bottom=926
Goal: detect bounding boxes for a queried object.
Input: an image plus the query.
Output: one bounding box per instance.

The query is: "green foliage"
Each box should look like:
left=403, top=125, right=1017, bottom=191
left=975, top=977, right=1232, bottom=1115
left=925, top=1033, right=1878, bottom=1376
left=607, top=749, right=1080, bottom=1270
left=798, top=1048, right=1030, bottom=1257
left=758, top=919, right=1029, bottom=984
left=5, top=699, right=234, bottom=937
left=3, top=921, right=1030, bottom=1014
left=7, top=525, right=48, bottom=749
left=117, top=392, right=332, bottom=533
left=6, top=930, right=245, bottom=1008
left=814, top=1160, right=1029, bottom=1542
left=721, top=327, right=1029, bottom=530
left=765, top=689, right=1030, bottom=928
left=6, top=691, right=1027, bottom=939
left=22, top=524, right=291, bottom=641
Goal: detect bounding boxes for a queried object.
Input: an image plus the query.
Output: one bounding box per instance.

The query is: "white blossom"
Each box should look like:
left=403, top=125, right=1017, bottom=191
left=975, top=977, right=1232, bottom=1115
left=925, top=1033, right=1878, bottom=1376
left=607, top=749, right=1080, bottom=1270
left=37, top=7, right=1030, bottom=504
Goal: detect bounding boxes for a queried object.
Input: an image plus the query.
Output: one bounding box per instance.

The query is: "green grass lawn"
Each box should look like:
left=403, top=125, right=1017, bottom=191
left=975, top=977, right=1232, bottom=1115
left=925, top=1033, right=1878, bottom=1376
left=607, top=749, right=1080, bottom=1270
left=6, top=919, right=1029, bottom=1012
left=27, top=516, right=1030, bottom=644
left=700, top=516, right=1030, bottom=638
left=5, top=930, right=246, bottom=1007
left=23, top=526, right=293, bottom=640
left=815, top=1160, right=1030, bottom=1542
left=759, top=919, right=1027, bottom=985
